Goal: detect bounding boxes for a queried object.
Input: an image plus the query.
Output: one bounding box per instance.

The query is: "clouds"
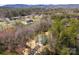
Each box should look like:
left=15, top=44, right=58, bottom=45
left=0, top=0, right=79, bottom=5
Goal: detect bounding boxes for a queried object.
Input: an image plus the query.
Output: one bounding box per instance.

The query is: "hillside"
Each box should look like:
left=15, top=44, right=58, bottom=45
left=1, top=4, right=79, bottom=8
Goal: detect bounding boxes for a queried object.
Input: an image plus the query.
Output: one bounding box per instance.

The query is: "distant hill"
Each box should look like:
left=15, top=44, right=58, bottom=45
left=0, top=4, right=79, bottom=8
left=0, top=4, right=49, bottom=8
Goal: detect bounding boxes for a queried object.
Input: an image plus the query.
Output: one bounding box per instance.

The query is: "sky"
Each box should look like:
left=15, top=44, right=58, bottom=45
left=0, top=0, right=79, bottom=6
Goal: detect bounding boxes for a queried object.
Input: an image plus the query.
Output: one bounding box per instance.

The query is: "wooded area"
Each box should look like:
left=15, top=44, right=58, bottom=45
left=0, top=8, right=78, bottom=55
